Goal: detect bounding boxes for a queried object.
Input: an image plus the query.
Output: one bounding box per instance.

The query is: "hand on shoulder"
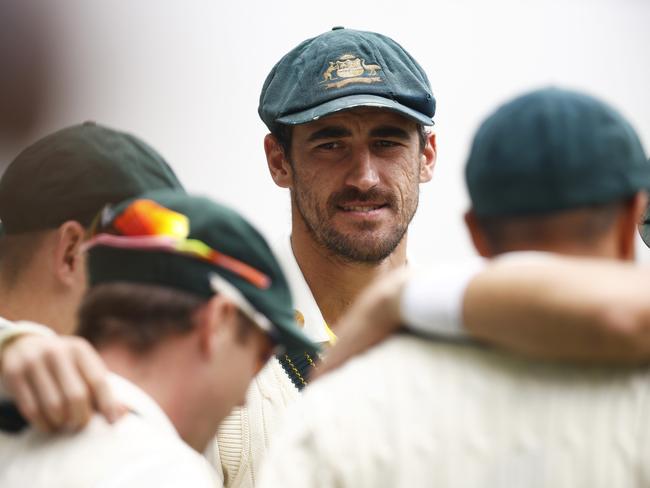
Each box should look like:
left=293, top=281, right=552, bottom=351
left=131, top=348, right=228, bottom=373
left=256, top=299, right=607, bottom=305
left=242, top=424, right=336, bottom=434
left=1, top=328, right=123, bottom=432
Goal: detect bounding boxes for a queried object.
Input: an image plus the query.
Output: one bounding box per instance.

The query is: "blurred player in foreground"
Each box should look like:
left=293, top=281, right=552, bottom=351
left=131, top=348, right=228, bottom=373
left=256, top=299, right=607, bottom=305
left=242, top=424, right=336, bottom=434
left=0, top=190, right=314, bottom=487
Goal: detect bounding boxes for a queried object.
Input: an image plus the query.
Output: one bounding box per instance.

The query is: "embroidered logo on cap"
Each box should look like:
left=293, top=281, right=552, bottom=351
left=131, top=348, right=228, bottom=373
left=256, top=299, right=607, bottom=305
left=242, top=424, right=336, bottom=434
left=321, top=54, right=383, bottom=89
left=294, top=310, right=305, bottom=328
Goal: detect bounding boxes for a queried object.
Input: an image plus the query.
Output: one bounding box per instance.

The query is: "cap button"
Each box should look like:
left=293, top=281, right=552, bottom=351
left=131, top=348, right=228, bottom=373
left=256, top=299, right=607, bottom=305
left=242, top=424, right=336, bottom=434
left=331, top=26, right=345, bottom=30
left=82, top=120, right=96, bottom=126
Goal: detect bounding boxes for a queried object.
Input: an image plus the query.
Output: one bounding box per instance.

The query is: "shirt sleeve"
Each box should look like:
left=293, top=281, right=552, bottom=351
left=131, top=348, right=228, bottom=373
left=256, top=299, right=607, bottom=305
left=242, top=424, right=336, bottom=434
left=0, top=320, right=55, bottom=350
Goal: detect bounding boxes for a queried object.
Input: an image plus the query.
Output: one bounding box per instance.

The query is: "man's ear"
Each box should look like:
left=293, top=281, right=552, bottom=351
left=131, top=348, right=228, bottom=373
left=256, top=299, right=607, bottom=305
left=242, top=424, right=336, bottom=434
left=264, top=133, right=293, bottom=189
left=195, top=294, right=239, bottom=359
left=464, top=210, right=493, bottom=258
left=53, top=221, right=86, bottom=287
left=419, top=131, right=436, bottom=183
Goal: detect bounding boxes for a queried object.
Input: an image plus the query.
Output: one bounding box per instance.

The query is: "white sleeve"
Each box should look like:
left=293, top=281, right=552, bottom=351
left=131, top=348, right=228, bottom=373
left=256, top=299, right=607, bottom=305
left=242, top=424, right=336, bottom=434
left=400, top=257, right=485, bottom=338
left=0, top=320, right=55, bottom=349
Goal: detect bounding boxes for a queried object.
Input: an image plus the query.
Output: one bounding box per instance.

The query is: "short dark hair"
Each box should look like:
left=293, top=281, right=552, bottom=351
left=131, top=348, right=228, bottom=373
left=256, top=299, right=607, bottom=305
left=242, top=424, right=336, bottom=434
left=475, top=200, right=627, bottom=255
left=77, top=282, right=259, bottom=353
left=272, top=123, right=293, bottom=157
left=77, top=282, right=206, bottom=352
left=0, top=230, right=49, bottom=288
left=272, top=122, right=430, bottom=160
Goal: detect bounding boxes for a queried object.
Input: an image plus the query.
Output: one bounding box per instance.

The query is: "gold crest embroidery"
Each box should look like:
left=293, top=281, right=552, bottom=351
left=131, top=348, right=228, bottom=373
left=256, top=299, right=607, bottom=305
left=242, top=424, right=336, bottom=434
left=321, top=54, right=383, bottom=89
left=294, top=309, right=305, bottom=328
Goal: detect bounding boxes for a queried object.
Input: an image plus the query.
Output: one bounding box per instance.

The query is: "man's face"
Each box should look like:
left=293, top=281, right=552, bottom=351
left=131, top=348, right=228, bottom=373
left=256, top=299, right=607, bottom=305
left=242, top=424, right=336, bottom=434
left=287, top=107, right=434, bottom=263
left=214, top=315, right=275, bottom=410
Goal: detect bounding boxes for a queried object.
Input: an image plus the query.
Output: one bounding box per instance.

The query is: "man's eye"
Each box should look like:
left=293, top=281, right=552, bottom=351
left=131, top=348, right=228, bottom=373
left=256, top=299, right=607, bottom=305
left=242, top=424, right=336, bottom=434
left=315, top=142, right=341, bottom=150
left=375, top=140, right=400, bottom=148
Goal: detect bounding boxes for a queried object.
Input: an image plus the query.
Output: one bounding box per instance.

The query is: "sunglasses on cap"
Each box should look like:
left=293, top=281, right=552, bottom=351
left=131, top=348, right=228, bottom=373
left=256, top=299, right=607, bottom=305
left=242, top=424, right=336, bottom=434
left=84, top=199, right=271, bottom=290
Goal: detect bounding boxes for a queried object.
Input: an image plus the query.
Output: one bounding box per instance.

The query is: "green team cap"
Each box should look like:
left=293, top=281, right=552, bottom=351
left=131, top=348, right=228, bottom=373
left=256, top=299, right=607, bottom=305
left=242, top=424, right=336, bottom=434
left=0, top=121, right=184, bottom=234
left=259, top=27, right=435, bottom=132
left=85, top=189, right=318, bottom=355
left=466, top=87, right=650, bottom=217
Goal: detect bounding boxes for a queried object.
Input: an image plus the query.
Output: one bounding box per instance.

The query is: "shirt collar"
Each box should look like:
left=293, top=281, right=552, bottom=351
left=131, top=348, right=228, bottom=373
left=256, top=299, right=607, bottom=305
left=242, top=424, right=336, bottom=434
left=272, top=236, right=333, bottom=344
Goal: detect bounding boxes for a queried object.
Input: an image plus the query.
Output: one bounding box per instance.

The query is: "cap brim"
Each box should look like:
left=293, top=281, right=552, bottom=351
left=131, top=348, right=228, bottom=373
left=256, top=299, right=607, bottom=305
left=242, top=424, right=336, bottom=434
left=209, top=274, right=319, bottom=355
left=276, top=94, right=434, bottom=127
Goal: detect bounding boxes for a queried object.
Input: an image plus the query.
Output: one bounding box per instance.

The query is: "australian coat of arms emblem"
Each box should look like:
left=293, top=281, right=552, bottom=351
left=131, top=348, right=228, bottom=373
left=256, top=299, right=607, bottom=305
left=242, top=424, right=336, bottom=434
left=321, top=53, right=383, bottom=89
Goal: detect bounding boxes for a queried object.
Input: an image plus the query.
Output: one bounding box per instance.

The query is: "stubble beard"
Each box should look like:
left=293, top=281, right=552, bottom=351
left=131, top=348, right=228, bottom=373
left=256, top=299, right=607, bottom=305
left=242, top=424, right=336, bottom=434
left=292, top=183, right=419, bottom=264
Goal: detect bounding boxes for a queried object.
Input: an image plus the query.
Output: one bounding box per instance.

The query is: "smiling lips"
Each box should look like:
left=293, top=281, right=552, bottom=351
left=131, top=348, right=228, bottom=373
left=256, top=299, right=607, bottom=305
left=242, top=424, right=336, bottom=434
left=329, top=188, right=395, bottom=218
left=340, top=204, right=386, bottom=212
left=337, top=202, right=389, bottom=218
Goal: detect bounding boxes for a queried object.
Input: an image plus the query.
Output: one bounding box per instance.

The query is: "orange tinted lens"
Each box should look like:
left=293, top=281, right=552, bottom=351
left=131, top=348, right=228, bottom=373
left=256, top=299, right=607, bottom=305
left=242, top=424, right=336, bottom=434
left=113, top=199, right=189, bottom=239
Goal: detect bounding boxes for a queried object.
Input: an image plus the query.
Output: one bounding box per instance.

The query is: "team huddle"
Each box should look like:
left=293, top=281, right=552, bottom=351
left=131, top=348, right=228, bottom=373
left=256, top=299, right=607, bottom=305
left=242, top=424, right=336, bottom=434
left=1, top=27, right=650, bottom=488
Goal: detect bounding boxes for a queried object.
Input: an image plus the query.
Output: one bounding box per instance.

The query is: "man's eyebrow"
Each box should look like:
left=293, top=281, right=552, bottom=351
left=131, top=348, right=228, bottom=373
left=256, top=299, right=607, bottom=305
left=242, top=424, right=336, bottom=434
left=369, top=125, right=411, bottom=140
left=306, top=126, right=352, bottom=142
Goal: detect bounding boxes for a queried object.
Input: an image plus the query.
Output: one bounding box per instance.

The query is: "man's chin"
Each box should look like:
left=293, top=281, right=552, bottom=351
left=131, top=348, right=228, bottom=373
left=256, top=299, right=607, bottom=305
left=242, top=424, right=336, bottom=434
left=321, top=230, right=403, bottom=263
left=330, top=213, right=391, bottom=233
left=333, top=204, right=399, bottom=226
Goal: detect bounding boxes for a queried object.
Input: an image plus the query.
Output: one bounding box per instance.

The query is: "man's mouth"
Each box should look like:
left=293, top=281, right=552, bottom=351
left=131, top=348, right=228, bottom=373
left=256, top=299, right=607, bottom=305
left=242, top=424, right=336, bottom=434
left=339, top=204, right=387, bottom=212
left=334, top=202, right=391, bottom=222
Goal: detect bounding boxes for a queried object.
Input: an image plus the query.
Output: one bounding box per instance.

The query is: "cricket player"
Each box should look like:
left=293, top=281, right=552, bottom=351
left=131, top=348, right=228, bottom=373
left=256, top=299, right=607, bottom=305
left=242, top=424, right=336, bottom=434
left=258, top=87, right=650, bottom=487
left=0, top=190, right=315, bottom=487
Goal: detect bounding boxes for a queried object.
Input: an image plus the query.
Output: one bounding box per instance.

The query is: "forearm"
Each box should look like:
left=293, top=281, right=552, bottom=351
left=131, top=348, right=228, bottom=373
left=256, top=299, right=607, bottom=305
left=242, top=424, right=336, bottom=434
left=318, top=254, right=650, bottom=379
left=462, top=256, right=650, bottom=364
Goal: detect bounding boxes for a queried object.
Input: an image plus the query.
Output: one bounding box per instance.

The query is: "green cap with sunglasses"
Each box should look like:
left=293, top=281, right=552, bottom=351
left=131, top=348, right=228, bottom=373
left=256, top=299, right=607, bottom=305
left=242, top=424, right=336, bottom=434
left=85, top=189, right=318, bottom=355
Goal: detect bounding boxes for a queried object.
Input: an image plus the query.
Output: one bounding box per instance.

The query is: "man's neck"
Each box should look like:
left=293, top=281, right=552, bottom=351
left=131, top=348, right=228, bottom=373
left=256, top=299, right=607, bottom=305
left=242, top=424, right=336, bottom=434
left=0, top=280, right=60, bottom=331
left=290, top=231, right=408, bottom=328
left=100, top=341, right=219, bottom=453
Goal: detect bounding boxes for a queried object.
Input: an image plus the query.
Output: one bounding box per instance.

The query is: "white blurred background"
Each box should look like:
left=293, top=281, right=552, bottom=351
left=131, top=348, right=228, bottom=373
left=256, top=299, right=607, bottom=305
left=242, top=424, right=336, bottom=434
left=2, top=0, right=649, bottom=263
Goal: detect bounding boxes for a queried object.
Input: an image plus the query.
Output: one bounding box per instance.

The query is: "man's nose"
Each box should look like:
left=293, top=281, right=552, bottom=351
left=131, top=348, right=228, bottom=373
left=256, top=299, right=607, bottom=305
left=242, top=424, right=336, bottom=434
left=344, top=147, right=380, bottom=192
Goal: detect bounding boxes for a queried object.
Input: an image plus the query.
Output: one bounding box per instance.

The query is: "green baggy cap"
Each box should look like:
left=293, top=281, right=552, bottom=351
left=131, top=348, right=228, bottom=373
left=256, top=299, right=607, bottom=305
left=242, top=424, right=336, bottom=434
left=466, top=87, right=650, bottom=217
left=86, top=189, right=318, bottom=355
left=0, top=121, right=184, bottom=234
left=259, top=27, right=435, bottom=132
